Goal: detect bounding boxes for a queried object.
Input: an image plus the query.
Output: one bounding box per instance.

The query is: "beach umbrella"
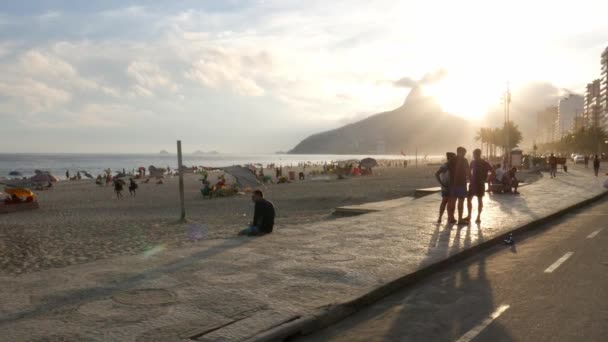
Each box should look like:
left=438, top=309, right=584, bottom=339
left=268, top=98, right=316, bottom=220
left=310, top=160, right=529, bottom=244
left=360, top=158, right=378, bottom=168
left=9, top=171, right=22, bottom=176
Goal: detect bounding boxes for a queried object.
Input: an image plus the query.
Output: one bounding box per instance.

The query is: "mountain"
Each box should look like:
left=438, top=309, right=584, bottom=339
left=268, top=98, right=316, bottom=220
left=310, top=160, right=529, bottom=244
left=289, top=86, right=475, bottom=155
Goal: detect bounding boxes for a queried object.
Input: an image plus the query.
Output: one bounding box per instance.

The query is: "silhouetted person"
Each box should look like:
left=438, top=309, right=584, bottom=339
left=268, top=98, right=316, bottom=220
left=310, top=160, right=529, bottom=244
left=435, top=152, right=455, bottom=223
left=593, top=155, right=600, bottom=177
left=113, top=179, right=123, bottom=199
left=65, top=170, right=70, bottom=180
left=128, top=178, right=138, bottom=196
left=447, top=146, right=470, bottom=224
left=506, top=167, right=520, bottom=194
left=467, top=149, right=492, bottom=223
left=549, top=153, right=557, bottom=178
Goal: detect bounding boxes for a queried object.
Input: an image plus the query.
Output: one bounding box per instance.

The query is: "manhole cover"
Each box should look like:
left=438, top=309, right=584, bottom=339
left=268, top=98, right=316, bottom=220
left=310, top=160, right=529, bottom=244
left=112, top=288, right=176, bottom=306
left=313, top=253, right=355, bottom=262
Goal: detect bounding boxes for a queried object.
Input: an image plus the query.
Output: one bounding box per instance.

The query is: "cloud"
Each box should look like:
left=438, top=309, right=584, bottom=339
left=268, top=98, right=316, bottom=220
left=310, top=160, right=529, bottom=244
left=393, top=77, right=418, bottom=88
left=185, top=48, right=271, bottom=97
left=127, top=61, right=179, bottom=97
left=392, top=69, right=448, bottom=88
left=0, top=77, right=72, bottom=114
left=420, top=69, right=448, bottom=84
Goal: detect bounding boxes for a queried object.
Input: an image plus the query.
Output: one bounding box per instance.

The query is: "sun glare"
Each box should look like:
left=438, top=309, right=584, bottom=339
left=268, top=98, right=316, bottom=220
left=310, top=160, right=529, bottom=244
left=422, top=78, right=496, bottom=121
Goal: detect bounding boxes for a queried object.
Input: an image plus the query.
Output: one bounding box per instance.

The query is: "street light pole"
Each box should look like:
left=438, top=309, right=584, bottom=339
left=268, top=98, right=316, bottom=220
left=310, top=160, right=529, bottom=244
left=503, top=82, right=511, bottom=169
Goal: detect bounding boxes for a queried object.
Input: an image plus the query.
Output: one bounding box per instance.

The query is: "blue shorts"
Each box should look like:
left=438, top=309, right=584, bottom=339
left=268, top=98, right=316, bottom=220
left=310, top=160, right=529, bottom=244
left=450, top=185, right=467, bottom=199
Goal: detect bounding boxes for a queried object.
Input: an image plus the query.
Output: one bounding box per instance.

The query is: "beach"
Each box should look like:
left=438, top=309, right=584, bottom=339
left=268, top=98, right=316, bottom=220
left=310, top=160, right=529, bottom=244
left=0, top=164, right=440, bottom=275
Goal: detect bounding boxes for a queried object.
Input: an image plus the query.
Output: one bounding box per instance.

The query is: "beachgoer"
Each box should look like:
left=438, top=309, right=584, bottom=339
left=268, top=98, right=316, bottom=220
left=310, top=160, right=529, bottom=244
left=76, top=171, right=81, bottom=180
left=506, top=167, right=520, bottom=194
left=549, top=153, right=557, bottom=178
left=593, top=155, right=600, bottom=177
left=495, top=164, right=505, bottom=185
left=128, top=178, right=138, bottom=196
left=435, top=152, right=455, bottom=223
left=95, top=174, right=103, bottom=185
left=238, top=190, right=275, bottom=236
left=113, top=179, right=123, bottom=199
left=299, top=171, right=305, bottom=180
left=584, top=155, right=589, bottom=168
left=467, top=149, right=492, bottom=223
left=65, top=170, right=70, bottom=180
left=447, top=146, right=470, bottom=224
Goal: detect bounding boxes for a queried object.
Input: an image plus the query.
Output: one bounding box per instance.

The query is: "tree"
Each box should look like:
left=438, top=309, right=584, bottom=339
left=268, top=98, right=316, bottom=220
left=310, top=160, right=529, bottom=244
left=501, top=121, right=523, bottom=151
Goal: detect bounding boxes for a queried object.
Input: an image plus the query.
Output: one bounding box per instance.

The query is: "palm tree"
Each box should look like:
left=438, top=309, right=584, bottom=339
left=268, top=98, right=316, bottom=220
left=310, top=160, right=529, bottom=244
left=475, top=128, right=488, bottom=156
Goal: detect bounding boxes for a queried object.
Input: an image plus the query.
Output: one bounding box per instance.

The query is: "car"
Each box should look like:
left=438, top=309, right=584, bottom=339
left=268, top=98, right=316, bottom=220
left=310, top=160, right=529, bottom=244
left=573, top=155, right=585, bottom=164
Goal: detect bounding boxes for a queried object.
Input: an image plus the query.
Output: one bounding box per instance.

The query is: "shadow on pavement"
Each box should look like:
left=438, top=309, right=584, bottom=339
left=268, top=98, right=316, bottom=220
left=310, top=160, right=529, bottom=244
left=0, top=237, right=253, bottom=326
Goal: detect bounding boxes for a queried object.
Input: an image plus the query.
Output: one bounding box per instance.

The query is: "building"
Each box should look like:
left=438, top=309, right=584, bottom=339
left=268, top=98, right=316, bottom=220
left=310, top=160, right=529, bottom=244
left=556, top=94, right=583, bottom=137
left=537, top=106, right=558, bottom=144
left=584, top=79, right=602, bottom=129
left=573, top=116, right=585, bottom=131
left=601, top=46, right=608, bottom=129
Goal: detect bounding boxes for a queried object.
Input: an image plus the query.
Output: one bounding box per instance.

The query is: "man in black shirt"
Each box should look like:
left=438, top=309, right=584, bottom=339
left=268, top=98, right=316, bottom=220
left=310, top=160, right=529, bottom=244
left=239, top=189, right=275, bottom=236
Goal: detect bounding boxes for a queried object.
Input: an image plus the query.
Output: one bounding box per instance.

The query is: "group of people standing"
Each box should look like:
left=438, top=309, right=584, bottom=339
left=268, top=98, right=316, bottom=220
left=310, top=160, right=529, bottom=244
left=435, top=147, right=511, bottom=225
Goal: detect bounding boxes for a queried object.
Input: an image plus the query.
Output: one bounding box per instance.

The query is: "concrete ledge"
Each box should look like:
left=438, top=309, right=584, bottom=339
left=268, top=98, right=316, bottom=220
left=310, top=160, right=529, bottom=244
left=253, top=189, right=608, bottom=342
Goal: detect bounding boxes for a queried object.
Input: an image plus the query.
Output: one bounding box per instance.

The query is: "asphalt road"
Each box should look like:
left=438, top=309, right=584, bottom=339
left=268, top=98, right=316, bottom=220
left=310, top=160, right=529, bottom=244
left=295, top=197, right=608, bottom=342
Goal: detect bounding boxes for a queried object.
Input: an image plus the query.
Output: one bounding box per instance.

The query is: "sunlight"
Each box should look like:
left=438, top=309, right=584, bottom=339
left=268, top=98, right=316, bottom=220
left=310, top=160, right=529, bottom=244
left=422, top=75, right=503, bottom=121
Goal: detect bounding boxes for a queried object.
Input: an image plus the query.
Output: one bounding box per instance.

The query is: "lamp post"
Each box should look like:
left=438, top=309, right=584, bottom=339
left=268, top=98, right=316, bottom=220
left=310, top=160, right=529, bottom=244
left=503, top=82, right=512, bottom=169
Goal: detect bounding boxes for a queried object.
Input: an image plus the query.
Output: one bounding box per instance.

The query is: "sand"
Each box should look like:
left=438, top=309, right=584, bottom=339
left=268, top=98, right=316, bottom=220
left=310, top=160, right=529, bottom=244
left=0, top=165, right=441, bottom=275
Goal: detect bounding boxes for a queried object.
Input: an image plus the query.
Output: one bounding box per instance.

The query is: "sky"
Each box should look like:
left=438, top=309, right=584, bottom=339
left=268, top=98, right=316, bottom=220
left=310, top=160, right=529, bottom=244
left=0, top=0, right=607, bottom=153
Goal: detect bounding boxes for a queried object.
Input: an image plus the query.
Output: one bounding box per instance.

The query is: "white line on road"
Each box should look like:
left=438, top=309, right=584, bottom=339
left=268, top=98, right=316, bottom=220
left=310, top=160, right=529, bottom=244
left=587, top=228, right=603, bottom=239
left=544, top=252, right=574, bottom=273
left=455, top=304, right=510, bottom=342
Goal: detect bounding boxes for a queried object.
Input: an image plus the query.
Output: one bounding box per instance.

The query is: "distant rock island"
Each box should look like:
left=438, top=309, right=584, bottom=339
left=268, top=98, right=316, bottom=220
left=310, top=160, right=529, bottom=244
left=289, top=86, right=475, bottom=154
left=159, top=150, right=169, bottom=155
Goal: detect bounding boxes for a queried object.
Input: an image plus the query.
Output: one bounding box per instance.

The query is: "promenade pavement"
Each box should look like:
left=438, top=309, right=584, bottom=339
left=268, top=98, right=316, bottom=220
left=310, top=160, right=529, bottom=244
left=0, top=167, right=605, bottom=341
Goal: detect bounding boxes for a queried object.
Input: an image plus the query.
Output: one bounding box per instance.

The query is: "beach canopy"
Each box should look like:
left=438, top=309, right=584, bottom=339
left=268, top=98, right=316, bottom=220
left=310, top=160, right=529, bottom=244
left=360, top=157, right=378, bottom=168
left=9, top=171, right=22, bottom=176
left=30, top=173, right=59, bottom=183
left=220, top=165, right=261, bottom=189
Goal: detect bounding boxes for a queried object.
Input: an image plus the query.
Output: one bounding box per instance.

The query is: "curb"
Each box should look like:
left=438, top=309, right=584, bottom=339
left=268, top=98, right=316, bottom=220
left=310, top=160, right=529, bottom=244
left=251, top=190, right=608, bottom=342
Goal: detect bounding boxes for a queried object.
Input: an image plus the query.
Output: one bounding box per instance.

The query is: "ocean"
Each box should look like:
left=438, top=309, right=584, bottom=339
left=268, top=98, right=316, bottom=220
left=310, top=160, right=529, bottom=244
left=0, top=153, right=435, bottom=179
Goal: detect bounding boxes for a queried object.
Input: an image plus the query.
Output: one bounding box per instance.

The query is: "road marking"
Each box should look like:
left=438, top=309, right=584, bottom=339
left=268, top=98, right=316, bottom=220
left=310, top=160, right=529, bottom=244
left=544, top=252, right=574, bottom=273
left=587, top=228, right=603, bottom=239
left=455, top=304, right=510, bottom=342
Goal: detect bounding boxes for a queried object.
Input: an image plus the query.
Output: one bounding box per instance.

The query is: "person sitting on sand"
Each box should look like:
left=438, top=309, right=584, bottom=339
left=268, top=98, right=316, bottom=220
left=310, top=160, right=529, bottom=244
left=239, top=190, right=275, bottom=236
left=128, top=178, right=138, bottom=196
